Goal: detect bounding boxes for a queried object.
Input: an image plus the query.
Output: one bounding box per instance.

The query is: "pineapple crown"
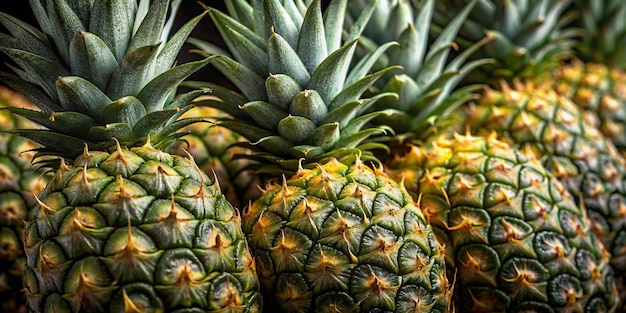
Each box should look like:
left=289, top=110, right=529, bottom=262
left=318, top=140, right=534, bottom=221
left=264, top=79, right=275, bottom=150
left=571, top=0, right=626, bottom=67
left=434, top=0, right=580, bottom=83
left=345, top=0, right=491, bottom=141
left=185, top=0, right=395, bottom=174
left=0, top=0, right=210, bottom=167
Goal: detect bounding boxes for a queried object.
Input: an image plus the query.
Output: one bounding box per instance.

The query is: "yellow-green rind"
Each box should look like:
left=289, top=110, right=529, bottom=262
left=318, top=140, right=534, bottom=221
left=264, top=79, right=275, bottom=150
left=242, top=157, right=450, bottom=313
left=387, top=133, right=619, bottom=312
left=553, top=61, right=626, bottom=157
left=22, top=143, right=262, bottom=312
left=466, top=82, right=626, bottom=310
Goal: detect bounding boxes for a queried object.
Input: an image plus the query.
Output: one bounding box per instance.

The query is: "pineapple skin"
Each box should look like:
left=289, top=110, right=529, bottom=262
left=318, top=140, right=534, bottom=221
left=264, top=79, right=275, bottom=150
left=21, top=144, right=262, bottom=313
left=242, top=158, right=450, bottom=313
left=467, top=82, right=626, bottom=304
left=0, top=134, right=43, bottom=313
left=166, top=105, right=261, bottom=210
left=0, top=0, right=264, bottom=311
left=386, top=134, right=619, bottom=312
left=0, top=87, right=49, bottom=313
left=553, top=61, right=626, bottom=158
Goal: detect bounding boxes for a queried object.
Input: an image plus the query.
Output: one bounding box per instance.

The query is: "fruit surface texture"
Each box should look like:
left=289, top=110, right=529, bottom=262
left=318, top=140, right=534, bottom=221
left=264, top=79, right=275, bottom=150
left=243, top=157, right=449, bottom=312
left=22, top=143, right=262, bottom=312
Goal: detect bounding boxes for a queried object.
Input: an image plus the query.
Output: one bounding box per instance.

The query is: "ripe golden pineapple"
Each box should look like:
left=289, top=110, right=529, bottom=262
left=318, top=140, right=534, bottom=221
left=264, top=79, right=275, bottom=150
left=0, top=1, right=261, bottom=311
left=197, top=0, right=451, bottom=311
left=465, top=81, right=626, bottom=309
left=245, top=157, right=449, bottom=312
left=392, top=133, right=618, bottom=312
left=551, top=0, right=626, bottom=157
left=347, top=0, right=620, bottom=311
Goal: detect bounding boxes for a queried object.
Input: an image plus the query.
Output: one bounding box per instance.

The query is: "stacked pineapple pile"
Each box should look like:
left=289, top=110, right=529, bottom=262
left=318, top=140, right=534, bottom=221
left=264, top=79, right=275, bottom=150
left=0, top=87, right=49, bottom=313
left=0, top=0, right=625, bottom=312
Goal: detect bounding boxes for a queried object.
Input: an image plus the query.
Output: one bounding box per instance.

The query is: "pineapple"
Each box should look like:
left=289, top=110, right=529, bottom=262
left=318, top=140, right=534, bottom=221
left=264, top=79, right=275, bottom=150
left=346, top=0, right=620, bottom=311
left=399, top=132, right=618, bottom=312
left=465, top=81, right=626, bottom=309
left=552, top=0, right=626, bottom=157
left=434, top=0, right=626, bottom=305
left=166, top=100, right=262, bottom=209
left=0, top=86, right=49, bottom=313
left=196, top=0, right=450, bottom=311
left=434, top=0, right=578, bottom=85
left=0, top=1, right=261, bottom=312
left=343, top=0, right=494, bottom=162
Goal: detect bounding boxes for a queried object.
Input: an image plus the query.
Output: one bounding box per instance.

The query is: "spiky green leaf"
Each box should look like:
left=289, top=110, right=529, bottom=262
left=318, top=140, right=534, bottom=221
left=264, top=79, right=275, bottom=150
left=56, top=76, right=113, bottom=118
left=106, top=43, right=159, bottom=99
left=218, top=119, right=275, bottom=143
left=132, top=108, right=180, bottom=137
left=182, top=80, right=248, bottom=107
left=266, top=73, right=303, bottom=111
left=0, top=47, right=70, bottom=99
left=156, top=9, right=206, bottom=74
left=345, top=41, right=397, bottom=87
left=0, top=72, right=61, bottom=113
left=264, top=0, right=299, bottom=48
left=208, top=7, right=267, bottom=52
left=289, top=89, right=327, bottom=124
left=333, top=127, right=387, bottom=150
left=332, top=66, right=398, bottom=109
left=49, top=0, right=86, bottom=63
left=8, top=129, right=87, bottom=158
left=225, top=0, right=254, bottom=30
left=88, top=123, right=134, bottom=143
left=297, top=0, right=327, bottom=73
left=90, top=0, right=136, bottom=60
left=307, top=39, right=358, bottom=104
left=209, top=55, right=267, bottom=101
left=278, top=115, right=317, bottom=143
left=344, top=0, right=379, bottom=42
left=101, top=96, right=147, bottom=125
left=167, top=89, right=212, bottom=110
left=3, top=107, right=97, bottom=136
left=253, top=135, right=295, bottom=156
left=267, top=29, right=311, bottom=85
left=241, top=100, right=288, bottom=131
left=137, top=57, right=211, bottom=113
left=419, top=0, right=476, bottom=87
left=127, top=0, right=168, bottom=53
left=220, top=22, right=268, bottom=77
left=151, top=117, right=203, bottom=146
left=323, top=0, right=347, bottom=52
left=69, top=31, right=118, bottom=90
left=0, top=11, right=59, bottom=62
left=305, top=122, right=340, bottom=150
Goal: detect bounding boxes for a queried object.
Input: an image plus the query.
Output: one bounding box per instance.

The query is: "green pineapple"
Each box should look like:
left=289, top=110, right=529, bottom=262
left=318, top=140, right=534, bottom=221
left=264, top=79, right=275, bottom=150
left=551, top=0, right=626, bottom=157
left=166, top=100, right=262, bottom=209
left=465, top=81, right=626, bottom=310
left=345, top=0, right=620, bottom=311
left=433, top=0, right=626, bottom=305
left=396, top=132, right=618, bottom=312
left=553, top=61, right=626, bottom=157
left=193, top=0, right=451, bottom=311
left=0, top=86, right=49, bottom=313
left=0, top=1, right=261, bottom=312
